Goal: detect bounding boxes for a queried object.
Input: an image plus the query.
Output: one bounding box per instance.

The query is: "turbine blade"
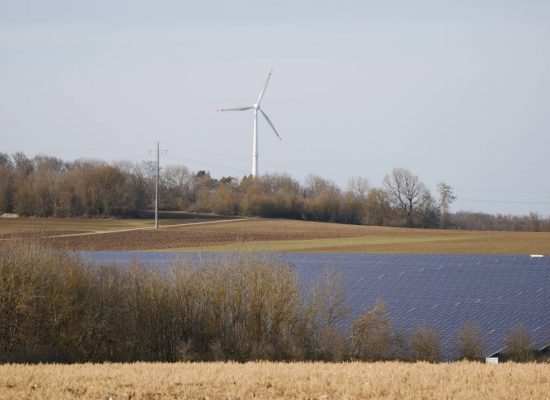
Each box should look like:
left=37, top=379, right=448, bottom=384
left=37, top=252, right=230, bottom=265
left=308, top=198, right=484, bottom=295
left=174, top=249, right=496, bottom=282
left=260, top=109, right=282, bottom=141
left=217, top=106, right=253, bottom=112
left=256, top=68, right=273, bottom=106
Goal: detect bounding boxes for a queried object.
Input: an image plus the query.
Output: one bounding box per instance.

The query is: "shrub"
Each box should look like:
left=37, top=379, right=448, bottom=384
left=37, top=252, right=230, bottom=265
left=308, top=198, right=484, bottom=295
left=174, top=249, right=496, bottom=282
left=457, top=321, right=485, bottom=361
left=0, top=242, right=97, bottom=362
left=351, top=299, right=392, bottom=361
left=391, top=329, right=411, bottom=361
left=0, top=242, right=347, bottom=363
left=0, top=242, right=458, bottom=364
left=305, top=268, right=349, bottom=360
left=411, top=324, right=440, bottom=362
left=318, top=325, right=348, bottom=362
left=504, top=324, right=535, bottom=362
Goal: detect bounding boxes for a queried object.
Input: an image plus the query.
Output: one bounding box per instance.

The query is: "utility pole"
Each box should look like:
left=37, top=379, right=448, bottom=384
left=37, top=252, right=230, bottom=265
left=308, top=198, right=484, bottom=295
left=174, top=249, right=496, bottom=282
left=150, top=141, right=167, bottom=229
left=155, top=141, right=159, bottom=229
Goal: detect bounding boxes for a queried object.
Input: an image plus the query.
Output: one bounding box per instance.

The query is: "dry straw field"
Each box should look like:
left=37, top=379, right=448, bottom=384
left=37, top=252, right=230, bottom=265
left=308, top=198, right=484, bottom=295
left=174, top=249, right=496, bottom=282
left=1, top=361, right=549, bottom=399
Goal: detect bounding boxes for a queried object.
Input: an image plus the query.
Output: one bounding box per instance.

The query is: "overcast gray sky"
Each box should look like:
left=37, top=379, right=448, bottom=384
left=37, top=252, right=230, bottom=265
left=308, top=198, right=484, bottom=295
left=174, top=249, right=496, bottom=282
left=1, top=0, right=549, bottom=216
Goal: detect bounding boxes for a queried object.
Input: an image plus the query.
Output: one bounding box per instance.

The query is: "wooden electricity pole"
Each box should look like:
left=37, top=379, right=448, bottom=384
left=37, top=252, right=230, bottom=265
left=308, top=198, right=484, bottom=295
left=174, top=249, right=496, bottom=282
left=155, top=141, right=159, bottom=229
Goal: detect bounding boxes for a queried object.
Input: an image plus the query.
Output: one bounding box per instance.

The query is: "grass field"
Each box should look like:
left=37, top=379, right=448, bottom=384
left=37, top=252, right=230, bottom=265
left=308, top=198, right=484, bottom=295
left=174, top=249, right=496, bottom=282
left=0, top=361, right=548, bottom=399
left=1, top=217, right=550, bottom=254
left=169, top=229, right=550, bottom=254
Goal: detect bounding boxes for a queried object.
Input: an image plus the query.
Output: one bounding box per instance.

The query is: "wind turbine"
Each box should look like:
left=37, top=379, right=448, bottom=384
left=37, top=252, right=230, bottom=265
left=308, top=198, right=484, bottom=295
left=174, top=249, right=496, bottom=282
left=217, top=68, right=282, bottom=178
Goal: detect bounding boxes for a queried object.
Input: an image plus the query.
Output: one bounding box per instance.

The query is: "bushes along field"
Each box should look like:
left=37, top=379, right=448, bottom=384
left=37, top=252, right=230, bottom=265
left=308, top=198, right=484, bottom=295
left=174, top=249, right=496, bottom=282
left=0, top=242, right=541, bottom=363
left=0, top=242, right=349, bottom=362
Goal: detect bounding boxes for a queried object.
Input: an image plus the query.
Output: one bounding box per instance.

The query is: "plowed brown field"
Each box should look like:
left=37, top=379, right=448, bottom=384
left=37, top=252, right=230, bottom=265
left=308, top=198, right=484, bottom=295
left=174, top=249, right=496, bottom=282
left=2, top=217, right=550, bottom=253
left=44, top=218, right=382, bottom=250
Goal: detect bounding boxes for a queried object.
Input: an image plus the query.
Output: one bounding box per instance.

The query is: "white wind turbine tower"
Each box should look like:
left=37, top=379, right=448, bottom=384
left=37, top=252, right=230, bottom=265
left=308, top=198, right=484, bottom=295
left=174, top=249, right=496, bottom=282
left=217, top=68, right=282, bottom=178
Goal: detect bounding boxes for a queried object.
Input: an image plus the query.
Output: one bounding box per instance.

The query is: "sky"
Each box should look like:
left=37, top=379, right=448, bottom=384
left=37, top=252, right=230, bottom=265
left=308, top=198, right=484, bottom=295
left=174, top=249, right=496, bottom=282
left=1, top=0, right=550, bottom=216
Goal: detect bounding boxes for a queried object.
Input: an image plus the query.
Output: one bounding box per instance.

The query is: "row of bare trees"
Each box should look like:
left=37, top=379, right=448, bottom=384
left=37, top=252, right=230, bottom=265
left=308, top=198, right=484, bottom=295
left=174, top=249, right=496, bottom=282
left=348, top=300, right=539, bottom=363
left=1, top=152, right=548, bottom=230
left=0, top=153, right=152, bottom=217
left=0, top=242, right=542, bottom=363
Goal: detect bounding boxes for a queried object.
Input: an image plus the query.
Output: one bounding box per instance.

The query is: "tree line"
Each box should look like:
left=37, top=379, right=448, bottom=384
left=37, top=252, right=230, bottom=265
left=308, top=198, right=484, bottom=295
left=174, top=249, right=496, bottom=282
left=1, top=152, right=548, bottom=231
left=0, top=242, right=540, bottom=363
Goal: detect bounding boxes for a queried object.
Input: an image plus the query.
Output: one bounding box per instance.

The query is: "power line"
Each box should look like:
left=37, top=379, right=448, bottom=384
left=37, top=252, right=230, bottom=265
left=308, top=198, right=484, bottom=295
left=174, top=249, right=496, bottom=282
left=455, top=186, right=550, bottom=196
left=457, top=198, right=550, bottom=206
left=167, top=151, right=353, bottom=180
left=56, top=143, right=151, bottom=154
left=161, top=143, right=250, bottom=163
left=164, top=154, right=249, bottom=174
left=112, top=153, right=152, bottom=161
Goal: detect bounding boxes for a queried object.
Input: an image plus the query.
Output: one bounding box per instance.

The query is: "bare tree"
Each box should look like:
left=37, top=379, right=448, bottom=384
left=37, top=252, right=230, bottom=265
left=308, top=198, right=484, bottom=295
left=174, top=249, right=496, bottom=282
left=348, top=176, right=370, bottom=200
left=309, top=269, right=348, bottom=328
left=383, top=168, right=430, bottom=227
left=0, top=153, right=14, bottom=213
left=32, top=155, right=65, bottom=217
left=318, top=325, right=348, bottom=361
left=391, top=329, right=411, bottom=361
left=162, top=165, right=193, bottom=210
left=303, top=175, right=341, bottom=222
left=340, top=177, right=371, bottom=225
left=351, top=299, right=392, bottom=361
left=457, top=321, right=484, bottom=361
left=504, top=324, right=535, bottom=362
left=410, top=324, right=440, bottom=362
left=437, top=182, right=456, bottom=228
left=363, top=187, right=394, bottom=226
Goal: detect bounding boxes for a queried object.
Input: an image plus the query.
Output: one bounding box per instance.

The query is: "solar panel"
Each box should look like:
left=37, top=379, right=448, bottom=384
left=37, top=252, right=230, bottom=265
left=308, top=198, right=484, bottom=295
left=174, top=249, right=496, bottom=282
left=78, top=251, right=550, bottom=360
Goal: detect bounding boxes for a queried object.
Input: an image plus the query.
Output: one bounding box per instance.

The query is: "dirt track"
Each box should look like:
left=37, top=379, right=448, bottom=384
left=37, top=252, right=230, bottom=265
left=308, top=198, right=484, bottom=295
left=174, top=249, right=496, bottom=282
left=43, top=218, right=247, bottom=239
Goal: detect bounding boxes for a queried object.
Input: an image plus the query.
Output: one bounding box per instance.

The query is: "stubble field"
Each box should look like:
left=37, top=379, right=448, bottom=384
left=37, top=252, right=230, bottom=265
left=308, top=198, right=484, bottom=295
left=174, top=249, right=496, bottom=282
left=1, top=216, right=549, bottom=254
left=1, top=361, right=549, bottom=399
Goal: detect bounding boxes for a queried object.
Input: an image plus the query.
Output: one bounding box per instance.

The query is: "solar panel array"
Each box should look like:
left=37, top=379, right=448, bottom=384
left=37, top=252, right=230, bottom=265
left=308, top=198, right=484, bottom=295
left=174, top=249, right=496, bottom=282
left=80, top=251, right=550, bottom=359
